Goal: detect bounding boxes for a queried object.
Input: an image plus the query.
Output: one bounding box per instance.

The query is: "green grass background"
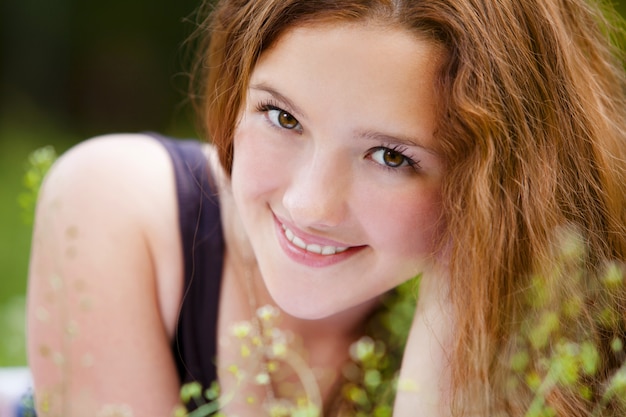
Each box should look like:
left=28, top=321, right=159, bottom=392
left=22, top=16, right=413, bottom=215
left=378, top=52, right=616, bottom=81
left=0, top=112, right=77, bottom=366
left=1, top=1, right=626, bottom=367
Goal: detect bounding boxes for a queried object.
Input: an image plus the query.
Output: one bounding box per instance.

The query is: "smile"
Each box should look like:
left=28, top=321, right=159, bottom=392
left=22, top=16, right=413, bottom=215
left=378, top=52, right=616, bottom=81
left=281, top=224, right=349, bottom=255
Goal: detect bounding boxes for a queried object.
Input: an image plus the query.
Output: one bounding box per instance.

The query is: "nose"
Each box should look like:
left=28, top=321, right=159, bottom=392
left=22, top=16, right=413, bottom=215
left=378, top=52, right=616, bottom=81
left=282, top=151, right=350, bottom=230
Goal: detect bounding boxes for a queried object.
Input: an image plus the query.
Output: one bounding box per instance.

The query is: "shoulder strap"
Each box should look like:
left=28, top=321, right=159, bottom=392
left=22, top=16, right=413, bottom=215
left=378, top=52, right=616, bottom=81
left=148, top=133, right=224, bottom=393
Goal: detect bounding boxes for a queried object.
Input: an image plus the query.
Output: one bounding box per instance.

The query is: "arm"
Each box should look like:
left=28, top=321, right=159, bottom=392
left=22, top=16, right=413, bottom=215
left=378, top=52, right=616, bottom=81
left=393, top=269, right=454, bottom=417
left=26, top=134, right=184, bottom=417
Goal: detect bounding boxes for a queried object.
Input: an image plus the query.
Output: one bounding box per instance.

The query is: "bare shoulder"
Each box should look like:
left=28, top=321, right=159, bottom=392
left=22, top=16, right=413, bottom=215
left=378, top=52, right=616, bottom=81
left=41, top=133, right=175, bottom=211
left=27, top=133, right=183, bottom=416
left=36, top=133, right=183, bottom=334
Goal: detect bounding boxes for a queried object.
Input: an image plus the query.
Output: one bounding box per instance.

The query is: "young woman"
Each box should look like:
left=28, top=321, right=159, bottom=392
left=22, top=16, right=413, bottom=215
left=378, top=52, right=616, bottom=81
left=27, top=0, right=626, bottom=416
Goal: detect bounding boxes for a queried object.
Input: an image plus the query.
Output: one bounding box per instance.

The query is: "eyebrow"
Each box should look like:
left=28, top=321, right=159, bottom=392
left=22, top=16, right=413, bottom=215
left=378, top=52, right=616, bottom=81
left=356, top=129, right=439, bottom=156
left=249, top=83, right=307, bottom=119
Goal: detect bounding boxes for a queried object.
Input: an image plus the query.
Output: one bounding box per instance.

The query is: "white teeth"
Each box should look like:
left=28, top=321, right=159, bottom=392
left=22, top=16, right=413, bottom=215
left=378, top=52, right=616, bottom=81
left=321, top=246, right=337, bottom=255
left=292, top=235, right=307, bottom=250
left=281, top=224, right=348, bottom=255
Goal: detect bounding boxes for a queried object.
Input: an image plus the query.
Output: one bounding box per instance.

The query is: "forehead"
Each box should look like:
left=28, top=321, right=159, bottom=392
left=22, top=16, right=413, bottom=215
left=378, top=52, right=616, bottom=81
left=252, top=21, right=445, bottom=102
left=256, top=20, right=443, bottom=77
left=250, top=22, right=445, bottom=150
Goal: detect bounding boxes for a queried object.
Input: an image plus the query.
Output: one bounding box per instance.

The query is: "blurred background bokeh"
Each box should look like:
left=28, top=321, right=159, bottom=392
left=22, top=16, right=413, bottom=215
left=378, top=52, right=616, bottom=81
left=0, top=0, right=201, bottom=366
left=0, top=1, right=625, bottom=367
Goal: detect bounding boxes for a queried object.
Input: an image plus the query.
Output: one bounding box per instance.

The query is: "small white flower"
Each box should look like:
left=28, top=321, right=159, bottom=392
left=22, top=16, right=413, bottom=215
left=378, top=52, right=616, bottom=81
left=255, top=372, right=270, bottom=385
left=257, top=305, right=280, bottom=321
left=232, top=321, right=253, bottom=338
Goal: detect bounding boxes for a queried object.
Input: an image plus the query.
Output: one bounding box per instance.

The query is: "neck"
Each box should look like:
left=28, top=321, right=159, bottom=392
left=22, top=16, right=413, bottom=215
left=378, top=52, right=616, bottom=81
left=245, top=262, right=378, bottom=344
left=286, top=298, right=379, bottom=341
left=244, top=262, right=379, bottom=392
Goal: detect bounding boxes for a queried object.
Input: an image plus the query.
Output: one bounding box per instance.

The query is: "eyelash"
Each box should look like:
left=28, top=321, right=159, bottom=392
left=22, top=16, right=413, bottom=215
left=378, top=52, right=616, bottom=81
left=255, top=99, right=281, bottom=114
left=254, top=100, right=421, bottom=173
left=369, top=144, right=421, bottom=172
left=255, top=100, right=301, bottom=131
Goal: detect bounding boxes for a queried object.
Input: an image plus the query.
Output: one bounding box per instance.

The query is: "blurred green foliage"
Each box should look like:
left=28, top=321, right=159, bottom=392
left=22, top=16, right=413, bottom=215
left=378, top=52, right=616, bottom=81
left=19, top=146, right=58, bottom=225
left=0, top=116, right=74, bottom=366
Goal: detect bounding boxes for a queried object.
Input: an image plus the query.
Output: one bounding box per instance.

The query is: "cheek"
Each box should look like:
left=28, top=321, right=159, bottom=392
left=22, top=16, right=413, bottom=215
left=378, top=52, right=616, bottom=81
left=363, top=188, right=443, bottom=258
left=232, top=127, right=286, bottom=201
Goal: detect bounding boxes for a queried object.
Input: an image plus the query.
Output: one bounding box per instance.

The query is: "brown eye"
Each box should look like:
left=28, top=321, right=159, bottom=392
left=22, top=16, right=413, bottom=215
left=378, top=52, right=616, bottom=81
left=369, top=146, right=418, bottom=171
left=382, top=149, right=405, bottom=167
left=277, top=112, right=298, bottom=129
left=268, top=108, right=300, bottom=130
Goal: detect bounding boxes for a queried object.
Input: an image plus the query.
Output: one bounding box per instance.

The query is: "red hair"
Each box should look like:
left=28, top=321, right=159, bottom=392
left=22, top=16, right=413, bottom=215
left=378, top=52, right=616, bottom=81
left=190, top=0, right=626, bottom=414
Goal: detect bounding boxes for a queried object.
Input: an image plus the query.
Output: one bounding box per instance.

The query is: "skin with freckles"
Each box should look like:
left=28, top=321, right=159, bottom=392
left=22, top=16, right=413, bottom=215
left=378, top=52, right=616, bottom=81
left=230, top=23, right=446, bottom=320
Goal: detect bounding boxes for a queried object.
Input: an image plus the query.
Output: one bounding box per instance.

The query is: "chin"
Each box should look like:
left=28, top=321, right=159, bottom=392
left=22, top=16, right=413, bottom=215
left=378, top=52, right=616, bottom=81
left=270, top=286, right=382, bottom=326
left=269, top=289, right=344, bottom=321
left=277, top=298, right=335, bottom=321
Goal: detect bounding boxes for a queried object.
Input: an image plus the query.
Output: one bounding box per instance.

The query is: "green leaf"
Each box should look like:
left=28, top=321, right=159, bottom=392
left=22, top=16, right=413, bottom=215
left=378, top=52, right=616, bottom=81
left=611, top=337, right=624, bottom=353
left=550, top=342, right=580, bottom=386
left=180, top=382, right=203, bottom=404
left=204, top=380, right=220, bottom=401
left=529, top=311, right=560, bottom=350
left=511, top=350, right=530, bottom=373
left=580, top=342, right=599, bottom=376
left=373, top=404, right=393, bottom=417
left=364, top=369, right=382, bottom=390
left=19, top=145, right=57, bottom=224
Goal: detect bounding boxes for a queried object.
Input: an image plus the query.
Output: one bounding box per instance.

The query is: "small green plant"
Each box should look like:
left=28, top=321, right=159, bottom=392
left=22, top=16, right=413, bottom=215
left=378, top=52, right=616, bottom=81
left=504, top=227, right=626, bottom=417
left=19, top=145, right=57, bottom=224
left=174, top=304, right=326, bottom=416
left=177, top=277, right=420, bottom=417
left=337, top=277, right=419, bottom=417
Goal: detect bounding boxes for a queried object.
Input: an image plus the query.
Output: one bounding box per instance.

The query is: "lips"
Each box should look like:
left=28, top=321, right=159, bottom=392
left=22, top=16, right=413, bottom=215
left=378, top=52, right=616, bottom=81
left=273, top=214, right=364, bottom=267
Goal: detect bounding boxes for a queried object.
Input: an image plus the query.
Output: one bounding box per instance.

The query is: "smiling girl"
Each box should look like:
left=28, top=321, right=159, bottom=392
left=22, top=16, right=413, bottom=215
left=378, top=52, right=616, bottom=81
left=27, top=0, right=626, bottom=416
